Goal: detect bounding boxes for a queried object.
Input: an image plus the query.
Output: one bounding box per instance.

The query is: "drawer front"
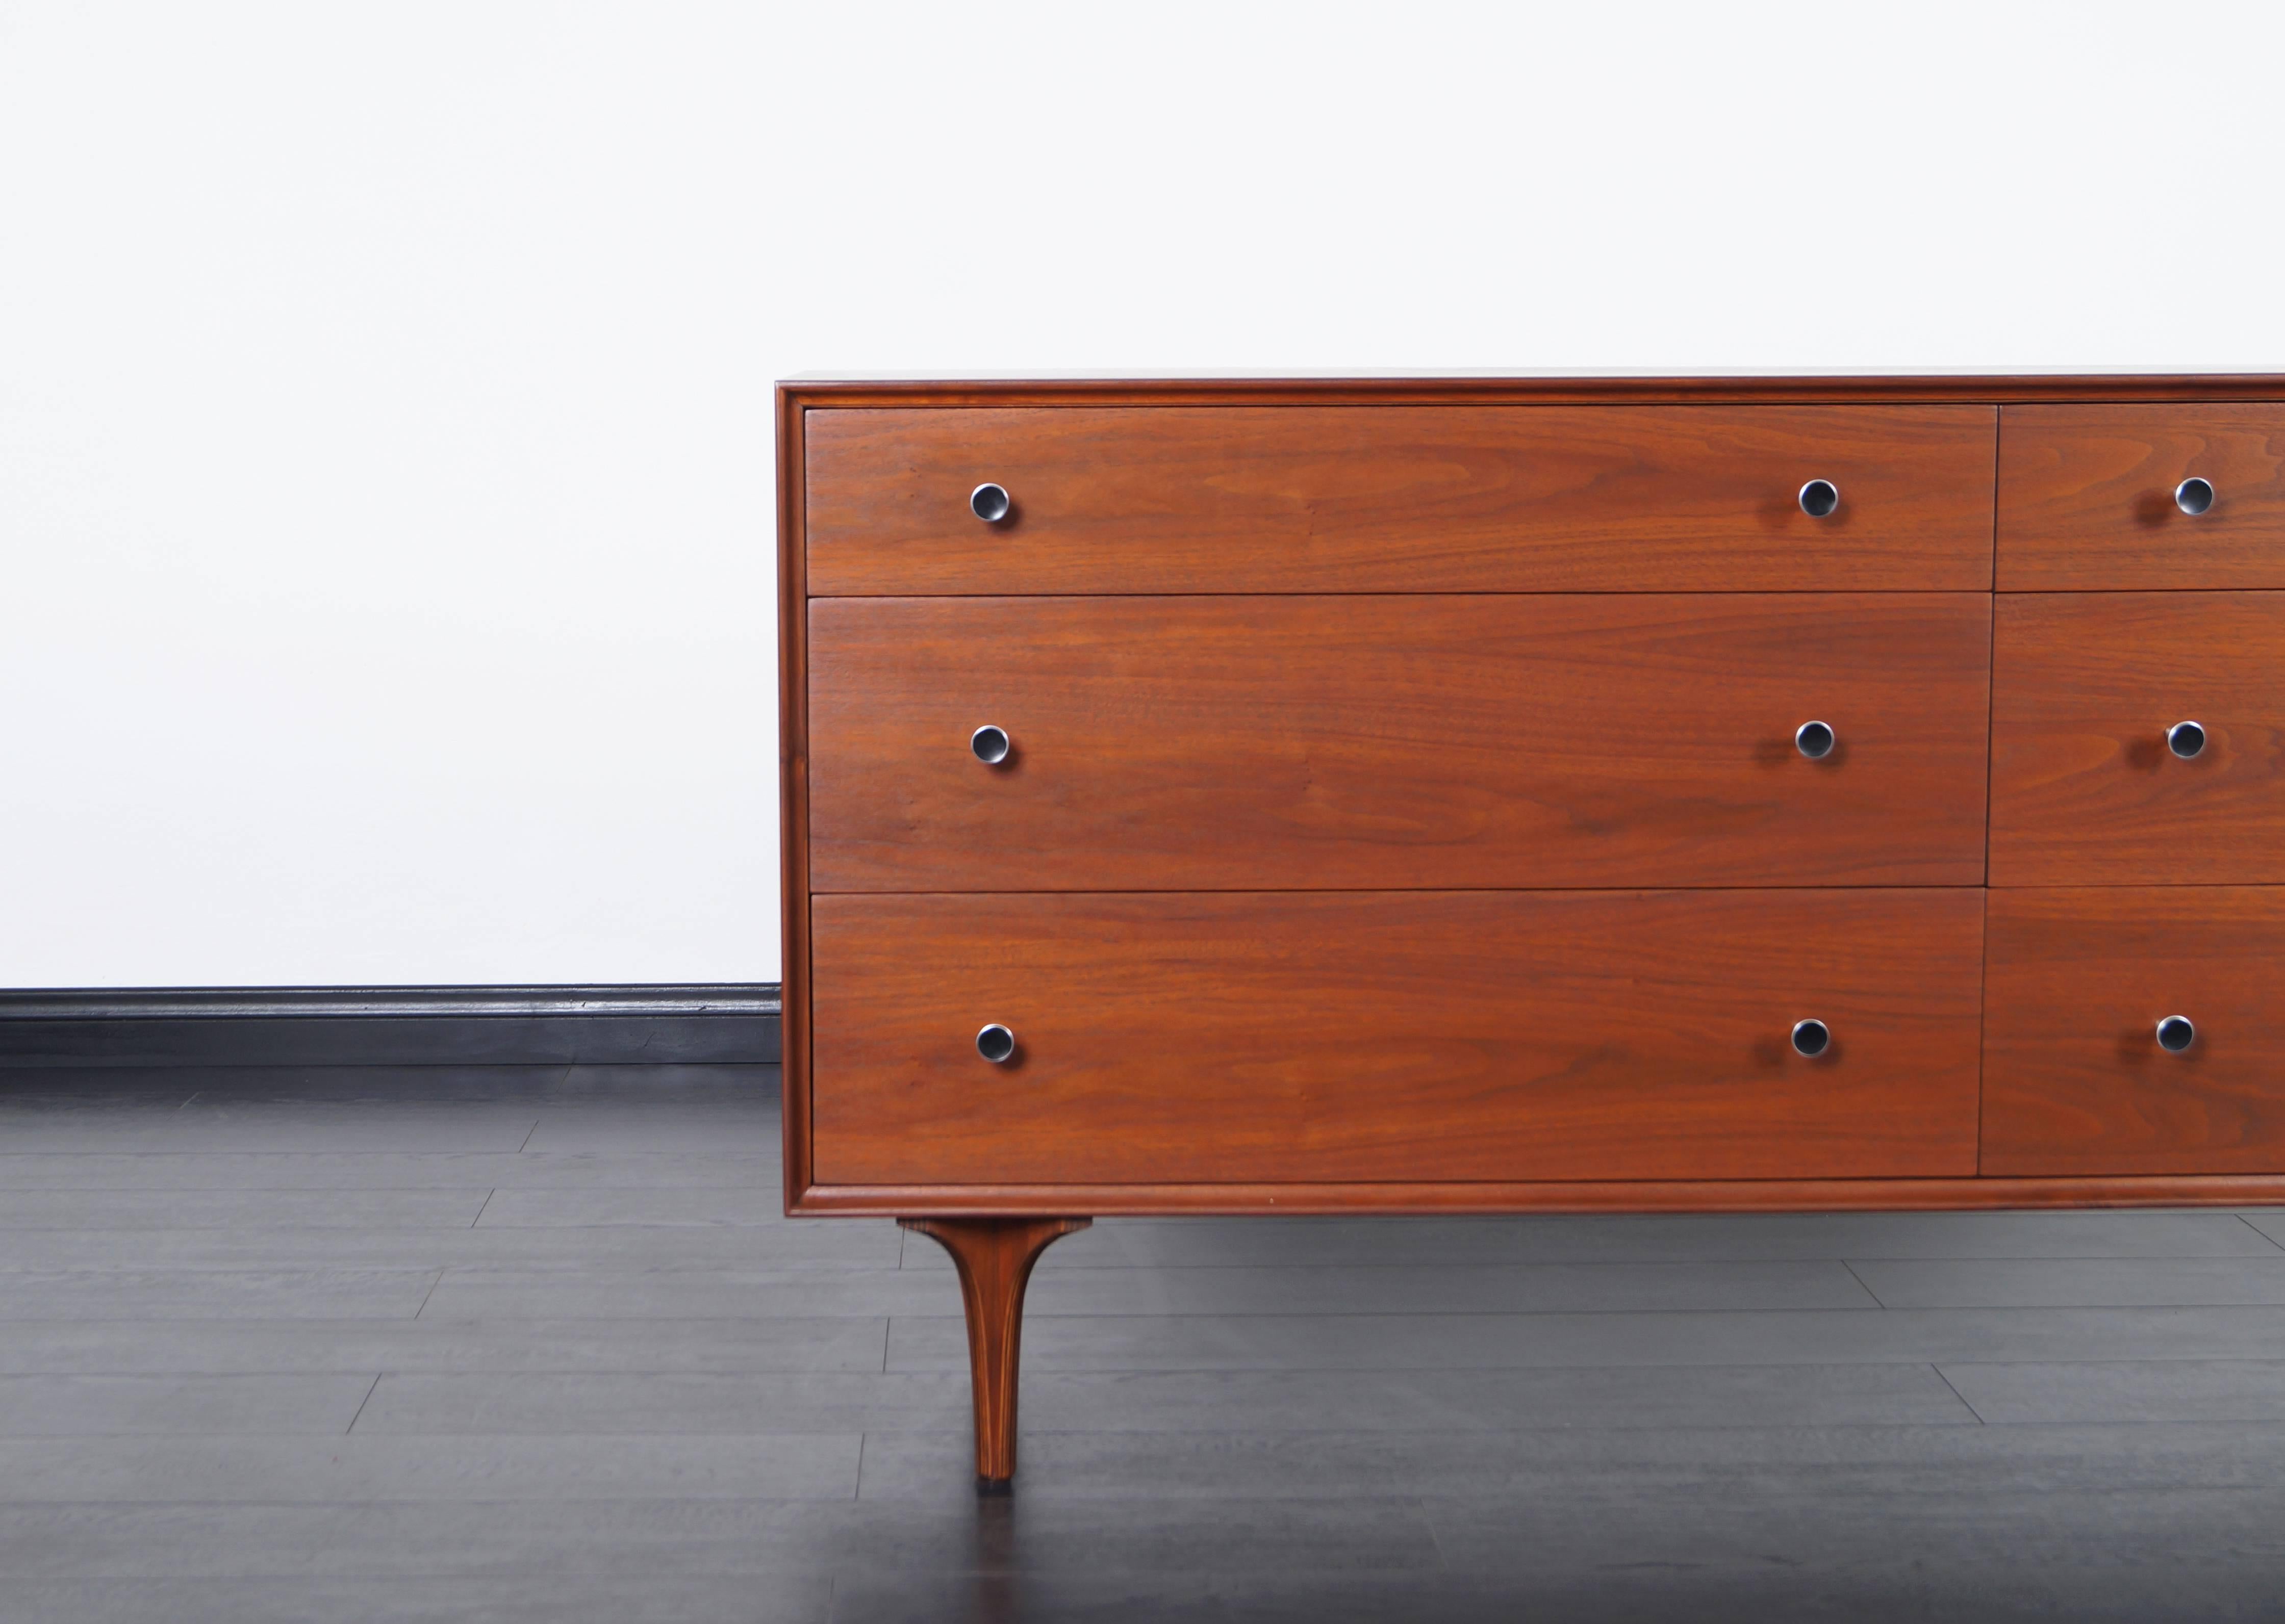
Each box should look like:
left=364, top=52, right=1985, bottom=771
left=1998, top=405, right=2285, bottom=589
left=809, top=890, right=1986, bottom=1186
left=806, top=406, right=1997, bottom=594
left=1984, top=888, right=2285, bottom=1175
left=1990, top=593, right=2285, bottom=885
left=809, top=594, right=1993, bottom=892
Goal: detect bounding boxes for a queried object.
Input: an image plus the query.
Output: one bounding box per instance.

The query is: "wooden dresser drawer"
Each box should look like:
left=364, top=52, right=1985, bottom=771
left=1998, top=405, right=2285, bottom=589
left=1984, top=888, right=2285, bottom=1175
left=806, top=405, right=1997, bottom=595
left=810, top=889, right=1985, bottom=1186
left=1990, top=592, right=2285, bottom=885
left=809, top=593, right=1992, bottom=892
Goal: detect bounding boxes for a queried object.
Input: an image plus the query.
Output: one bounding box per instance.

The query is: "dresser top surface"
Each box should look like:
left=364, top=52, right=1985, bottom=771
left=779, top=372, right=2285, bottom=406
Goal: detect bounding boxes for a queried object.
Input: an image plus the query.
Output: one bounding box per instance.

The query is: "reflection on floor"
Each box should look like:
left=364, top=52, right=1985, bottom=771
left=2, top=1063, right=2285, bottom=1620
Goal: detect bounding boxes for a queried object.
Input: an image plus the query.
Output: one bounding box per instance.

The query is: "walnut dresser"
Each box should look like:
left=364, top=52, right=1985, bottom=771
left=777, top=374, right=2285, bottom=1486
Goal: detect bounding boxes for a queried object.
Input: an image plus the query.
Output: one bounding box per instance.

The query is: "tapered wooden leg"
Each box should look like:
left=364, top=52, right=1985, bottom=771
left=900, top=1216, right=1090, bottom=1488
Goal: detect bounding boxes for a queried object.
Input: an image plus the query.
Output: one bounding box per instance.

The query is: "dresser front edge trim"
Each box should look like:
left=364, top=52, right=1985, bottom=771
left=788, top=1176, right=2285, bottom=1217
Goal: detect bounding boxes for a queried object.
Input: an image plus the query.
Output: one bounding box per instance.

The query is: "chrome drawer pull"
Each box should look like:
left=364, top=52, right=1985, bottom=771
left=976, top=1023, right=1018, bottom=1064
left=2167, top=720, right=2206, bottom=759
left=2157, top=1015, right=2197, bottom=1053
left=1791, top=1018, right=1831, bottom=1057
left=2176, top=477, right=2215, bottom=516
left=1798, top=479, right=1840, bottom=518
left=971, top=725, right=1012, bottom=765
left=972, top=482, right=1013, bottom=523
left=1795, top=720, right=1836, bottom=760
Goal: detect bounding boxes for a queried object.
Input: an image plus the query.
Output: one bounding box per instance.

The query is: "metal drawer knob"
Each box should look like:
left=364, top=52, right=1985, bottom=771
left=2176, top=477, right=2215, bottom=517
left=1792, top=1019, right=1832, bottom=1057
left=2156, top=1015, right=2197, bottom=1053
left=1798, top=479, right=1840, bottom=519
left=2167, top=720, right=2206, bottom=759
left=976, top=1023, right=1017, bottom=1064
left=1795, top=720, right=1836, bottom=760
left=972, top=483, right=1012, bottom=523
left=971, top=725, right=1011, bottom=765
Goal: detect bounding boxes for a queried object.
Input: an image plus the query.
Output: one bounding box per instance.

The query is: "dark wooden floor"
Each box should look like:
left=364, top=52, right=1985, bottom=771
left=5, top=1064, right=2285, bottom=1619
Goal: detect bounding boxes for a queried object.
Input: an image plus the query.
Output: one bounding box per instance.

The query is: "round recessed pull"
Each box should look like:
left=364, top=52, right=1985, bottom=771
left=1795, top=720, right=1836, bottom=760
left=1791, top=1018, right=1832, bottom=1058
left=2175, top=477, right=2215, bottom=517
left=1798, top=479, right=1840, bottom=519
left=2156, top=1015, right=2197, bottom=1053
left=976, top=1023, right=1017, bottom=1064
left=971, top=725, right=1011, bottom=765
left=971, top=482, right=1012, bottom=523
left=2167, top=720, right=2206, bottom=759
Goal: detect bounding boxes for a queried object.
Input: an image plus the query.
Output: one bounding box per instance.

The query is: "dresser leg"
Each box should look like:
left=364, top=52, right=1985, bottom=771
left=900, top=1216, right=1090, bottom=1489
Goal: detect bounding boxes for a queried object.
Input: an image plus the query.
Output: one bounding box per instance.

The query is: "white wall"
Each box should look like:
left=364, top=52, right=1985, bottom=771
left=4, top=1, right=2282, bottom=988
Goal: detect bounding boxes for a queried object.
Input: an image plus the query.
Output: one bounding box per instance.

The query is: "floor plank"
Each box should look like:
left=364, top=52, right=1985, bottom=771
left=0, top=1375, right=375, bottom=1436
left=853, top=1419, right=2285, bottom=1500
left=422, top=1260, right=1880, bottom=1321
left=0, top=1496, right=1444, bottom=1579
left=1941, top=1359, right=2285, bottom=1424
left=0, top=1189, right=492, bottom=1232
left=0, top=1105, right=544, bottom=1154
left=0, top=1575, right=837, bottom=1624
left=0, top=1222, right=899, bottom=1272
left=1854, top=1256, right=2285, bottom=1308
left=0, top=1269, right=439, bottom=1321
left=0, top=1318, right=888, bottom=1375
left=353, top=1362, right=1975, bottom=1436
left=823, top=1566, right=2285, bottom=1624
left=0, top=1433, right=860, bottom=1501
left=886, top=1303, right=2285, bottom=1373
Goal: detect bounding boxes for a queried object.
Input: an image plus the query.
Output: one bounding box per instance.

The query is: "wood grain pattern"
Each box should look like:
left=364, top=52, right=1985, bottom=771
left=899, top=1217, right=1088, bottom=1485
left=1997, top=404, right=2285, bottom=588
left=1990, top=592, right=2285, bottom=885
left=805, top=406, right=1996, bottom=595
left=808, top=594, right=1993, bottom=892
left=1983, top=888, right=2285, bottom=1175
left=810, top=890, right=1985, bottom=1187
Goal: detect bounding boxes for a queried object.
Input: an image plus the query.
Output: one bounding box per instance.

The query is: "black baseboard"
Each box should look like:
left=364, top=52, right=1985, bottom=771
left=0, top=986, right=781, bottom=1068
